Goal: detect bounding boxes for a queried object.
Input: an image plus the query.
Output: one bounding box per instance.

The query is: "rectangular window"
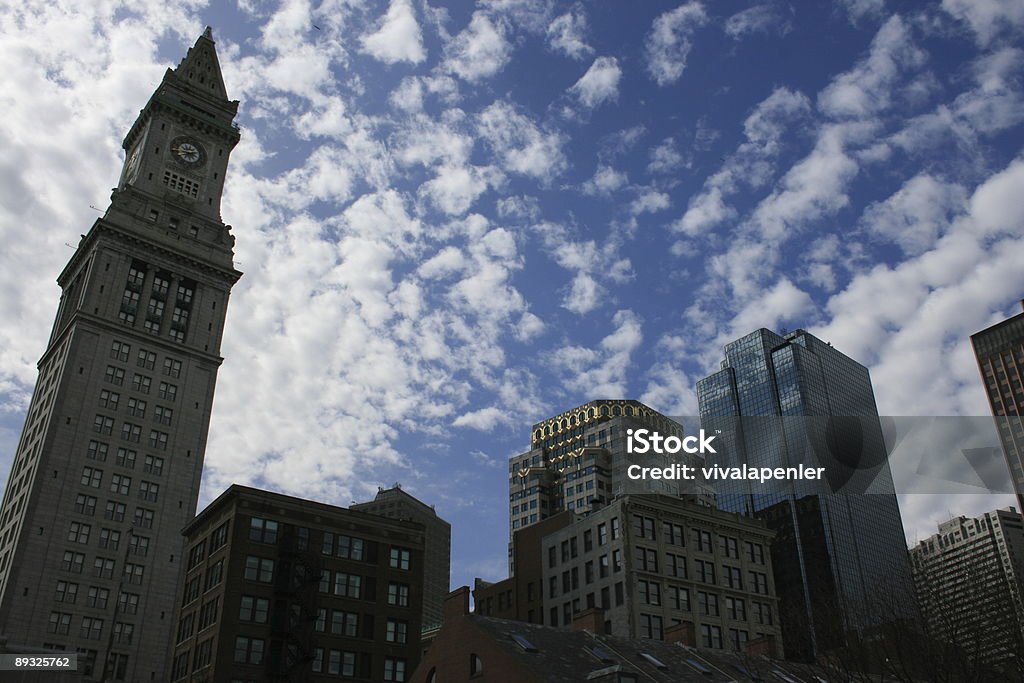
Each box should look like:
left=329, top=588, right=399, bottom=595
left=154, top=405, right=173, bottom=425
left=86, top=586, right=109, bottom=608
left=118, top=592, right=140, bottom=615
left=48, top=612, right=72, bottom=635
left=110, top=475, right=131, bottom=496
left=239, top=596, right=270, bottom=623
left=87, top=440, right=109, bottom=461
left=129, top=535, right=150, bottom=557
left=163, top=358, right=182, bottom=378
left=134, top=507, right=154, bottom=529
left=124, top=563, right=144, bottom=585
left=94, top=415, right=114, bottom=435
left=333, top=572, right=361, bottom=599
left=331, top=611, right=359, bottom=637
left=383, top=658, right=406, bottom=682
left=67, top=522, right=91, bottom=544
left=80, top=467, right=102, bottom=489
left=158, top=382, right=177, bottom=401
left=386, top=618, right=408, bottom=644
left=387, top=582, right=409, bottom=606
left=74, top=495, right=97, bottom=516
left=55, top=581, right=78, bottom=604
left=104, top=501, right=126, bottom=522
left=120, top=422, right=141, bottom=443
left=233, top=636, right=265, bottom=665
left=127, top=398, right=146, bottom=418
left=116, top=448, right=137, bottom=468
left=203, top=559, right=222, bottom=589
left=131, top=373, right=151, bottom=394
left=104, top=366, right=125, bottom=386
left=80, top=617, right=103, bottom=640
left=149, top=430, right=168, bottom=450
left=98, top=389, right=119, bottom=410
left=92, top=557, right=115, bottom=579
left=143, top=455, right=164, bottom=476
left=137, top=350, right=156, bottom=370
left=389, top=547, right=410, bottom=570
left=243, top=556, right=274, bottom=583
left=110, top=341, right=131, bottom=362
left=99, top=528, right=121, bottom=550
left=249, top=517, right=279, bottom=544
left=138, top=481, right=159, bottom=502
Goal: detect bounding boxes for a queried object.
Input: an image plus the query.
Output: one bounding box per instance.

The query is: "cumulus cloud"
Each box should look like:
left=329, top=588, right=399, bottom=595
left=550, top=310, right=644, bottom=397
left=942, top=0, right=1024, bottom=46
left=645, top=2, right=708, bottom=86
left=547, top=5, right=594, bottom=59
left=860, top=175, right=967, bottom=255
left=360, top=0, right=426, bottom=65
left=725, top=4, right=792, bottom=39
left=581, top=165, right=628, bottom=196
left=567, top=56, right=622, bottom=110
left=477, top=100, right=567, bottom=182
left=444, top=12, right=512, bottom=83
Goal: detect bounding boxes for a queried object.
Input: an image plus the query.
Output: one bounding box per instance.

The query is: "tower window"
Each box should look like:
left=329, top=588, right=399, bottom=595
left=162, top=171, right=199, bottom=198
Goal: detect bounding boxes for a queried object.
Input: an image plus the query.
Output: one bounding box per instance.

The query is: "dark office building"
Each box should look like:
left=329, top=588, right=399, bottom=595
left=971, top=301, right=1024, bottom=512
left=169, top=485, right=425, bottom=682
left=0, top=28, right=242, bottom=680
left=351, top=485, right=451, bottom=632
left=696, top=328, right=916, bottom=661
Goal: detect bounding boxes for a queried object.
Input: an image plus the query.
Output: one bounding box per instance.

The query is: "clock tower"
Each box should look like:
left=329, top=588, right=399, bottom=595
left=0, top=28, right=242, bottom=681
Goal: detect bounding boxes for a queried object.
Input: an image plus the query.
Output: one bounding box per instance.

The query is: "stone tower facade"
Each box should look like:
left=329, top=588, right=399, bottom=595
left=0, top=28, right=241, bottom=681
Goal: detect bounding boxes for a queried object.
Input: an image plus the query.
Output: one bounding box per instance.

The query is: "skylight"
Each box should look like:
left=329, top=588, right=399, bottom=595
left=686, top=658, right=713, bottom=676
left=588, top=646, right=616, bottom=664
left=639, top=652, right=667, bottom=669
left=510, top=634, right=538, bottom=652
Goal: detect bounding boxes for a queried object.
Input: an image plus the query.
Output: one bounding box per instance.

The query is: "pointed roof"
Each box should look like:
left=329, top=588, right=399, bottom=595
left=172, top=26, right=229, bottom=101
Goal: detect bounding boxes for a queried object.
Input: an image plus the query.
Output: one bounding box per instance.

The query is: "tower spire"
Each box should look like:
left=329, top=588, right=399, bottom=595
left=171, top=26, right=229, bottom=101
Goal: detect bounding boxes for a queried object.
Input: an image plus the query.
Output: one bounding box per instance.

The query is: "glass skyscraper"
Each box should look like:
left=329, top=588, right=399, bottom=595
left=696, top=328, right=916, bottom=661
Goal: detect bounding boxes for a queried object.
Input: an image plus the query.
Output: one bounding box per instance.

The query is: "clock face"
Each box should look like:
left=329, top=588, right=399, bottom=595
left=125, top=146, right=142, bottom=183
left=170, top=137, right=206, bottom=168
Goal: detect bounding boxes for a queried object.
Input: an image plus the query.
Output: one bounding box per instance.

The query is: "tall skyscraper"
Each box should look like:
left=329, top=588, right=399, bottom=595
left=910, top=507, right=1024, bottom=670
left=351, top=485, right=451, bottom=632
left=0, top=28, right=241, bottom=680
left=696, top=328, right=915, bottom=661
left=971, top=302, right=1024, bottom=513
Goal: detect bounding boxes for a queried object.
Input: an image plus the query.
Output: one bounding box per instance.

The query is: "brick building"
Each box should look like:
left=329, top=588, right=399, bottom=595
left=169, top=485, right=425, bottom=682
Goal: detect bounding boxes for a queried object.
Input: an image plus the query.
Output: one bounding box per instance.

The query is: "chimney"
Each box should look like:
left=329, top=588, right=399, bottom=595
left=571, top=608, right=605, bottom=633
left=744, top=634, right=777, bottom=658
left=665, top=621, right=695, bottom=646
left=445, top=586, right=471, bottom=622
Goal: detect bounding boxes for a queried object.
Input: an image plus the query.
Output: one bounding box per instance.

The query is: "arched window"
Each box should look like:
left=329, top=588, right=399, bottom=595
left=470, top=654, right=483, bottom=676
left=612, top=405, right=621, bottom=416
left=426, top=667, right=438, bottom=683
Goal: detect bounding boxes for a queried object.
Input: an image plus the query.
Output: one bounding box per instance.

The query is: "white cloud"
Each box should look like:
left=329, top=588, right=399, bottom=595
left=647, top=137, right=685, bottom=174
left=817, top=157, right=1024, bottom=417
left=645, top=2, right=708, bottom=86
left=942, top=0, right=1024, bottom=46
left=547, top=6, right=594, bottom=59
left=725, top=4, right=792, bottom=39
left=674, top=87, right=811, bottom=236
left=551, top=310, right=643, bottom=397
left=360, top=0, right=426, bottom=65
left=630, top=190, right=671, bottom=215
left=838, top=0, right=886, bottom=24
left=444, top=12, right=512, bottom=83
left=581, top=165, right=628, bottom=196
left=818, top=16, right=927, bottom=119
left=477, top=101, right=567, bottom=182
left=533, top=221, right=633, bottom=315
left=860, top=175, right=967, bottom=255
left=567, top=56, right=622, bottom=110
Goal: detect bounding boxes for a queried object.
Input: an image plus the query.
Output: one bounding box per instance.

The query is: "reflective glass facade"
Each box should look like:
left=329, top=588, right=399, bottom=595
left=696, top=328, right=916, bottom=661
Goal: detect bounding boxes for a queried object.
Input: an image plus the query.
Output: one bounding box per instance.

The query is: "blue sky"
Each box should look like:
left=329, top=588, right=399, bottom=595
left=1, top=0, right=1023, bottom=589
